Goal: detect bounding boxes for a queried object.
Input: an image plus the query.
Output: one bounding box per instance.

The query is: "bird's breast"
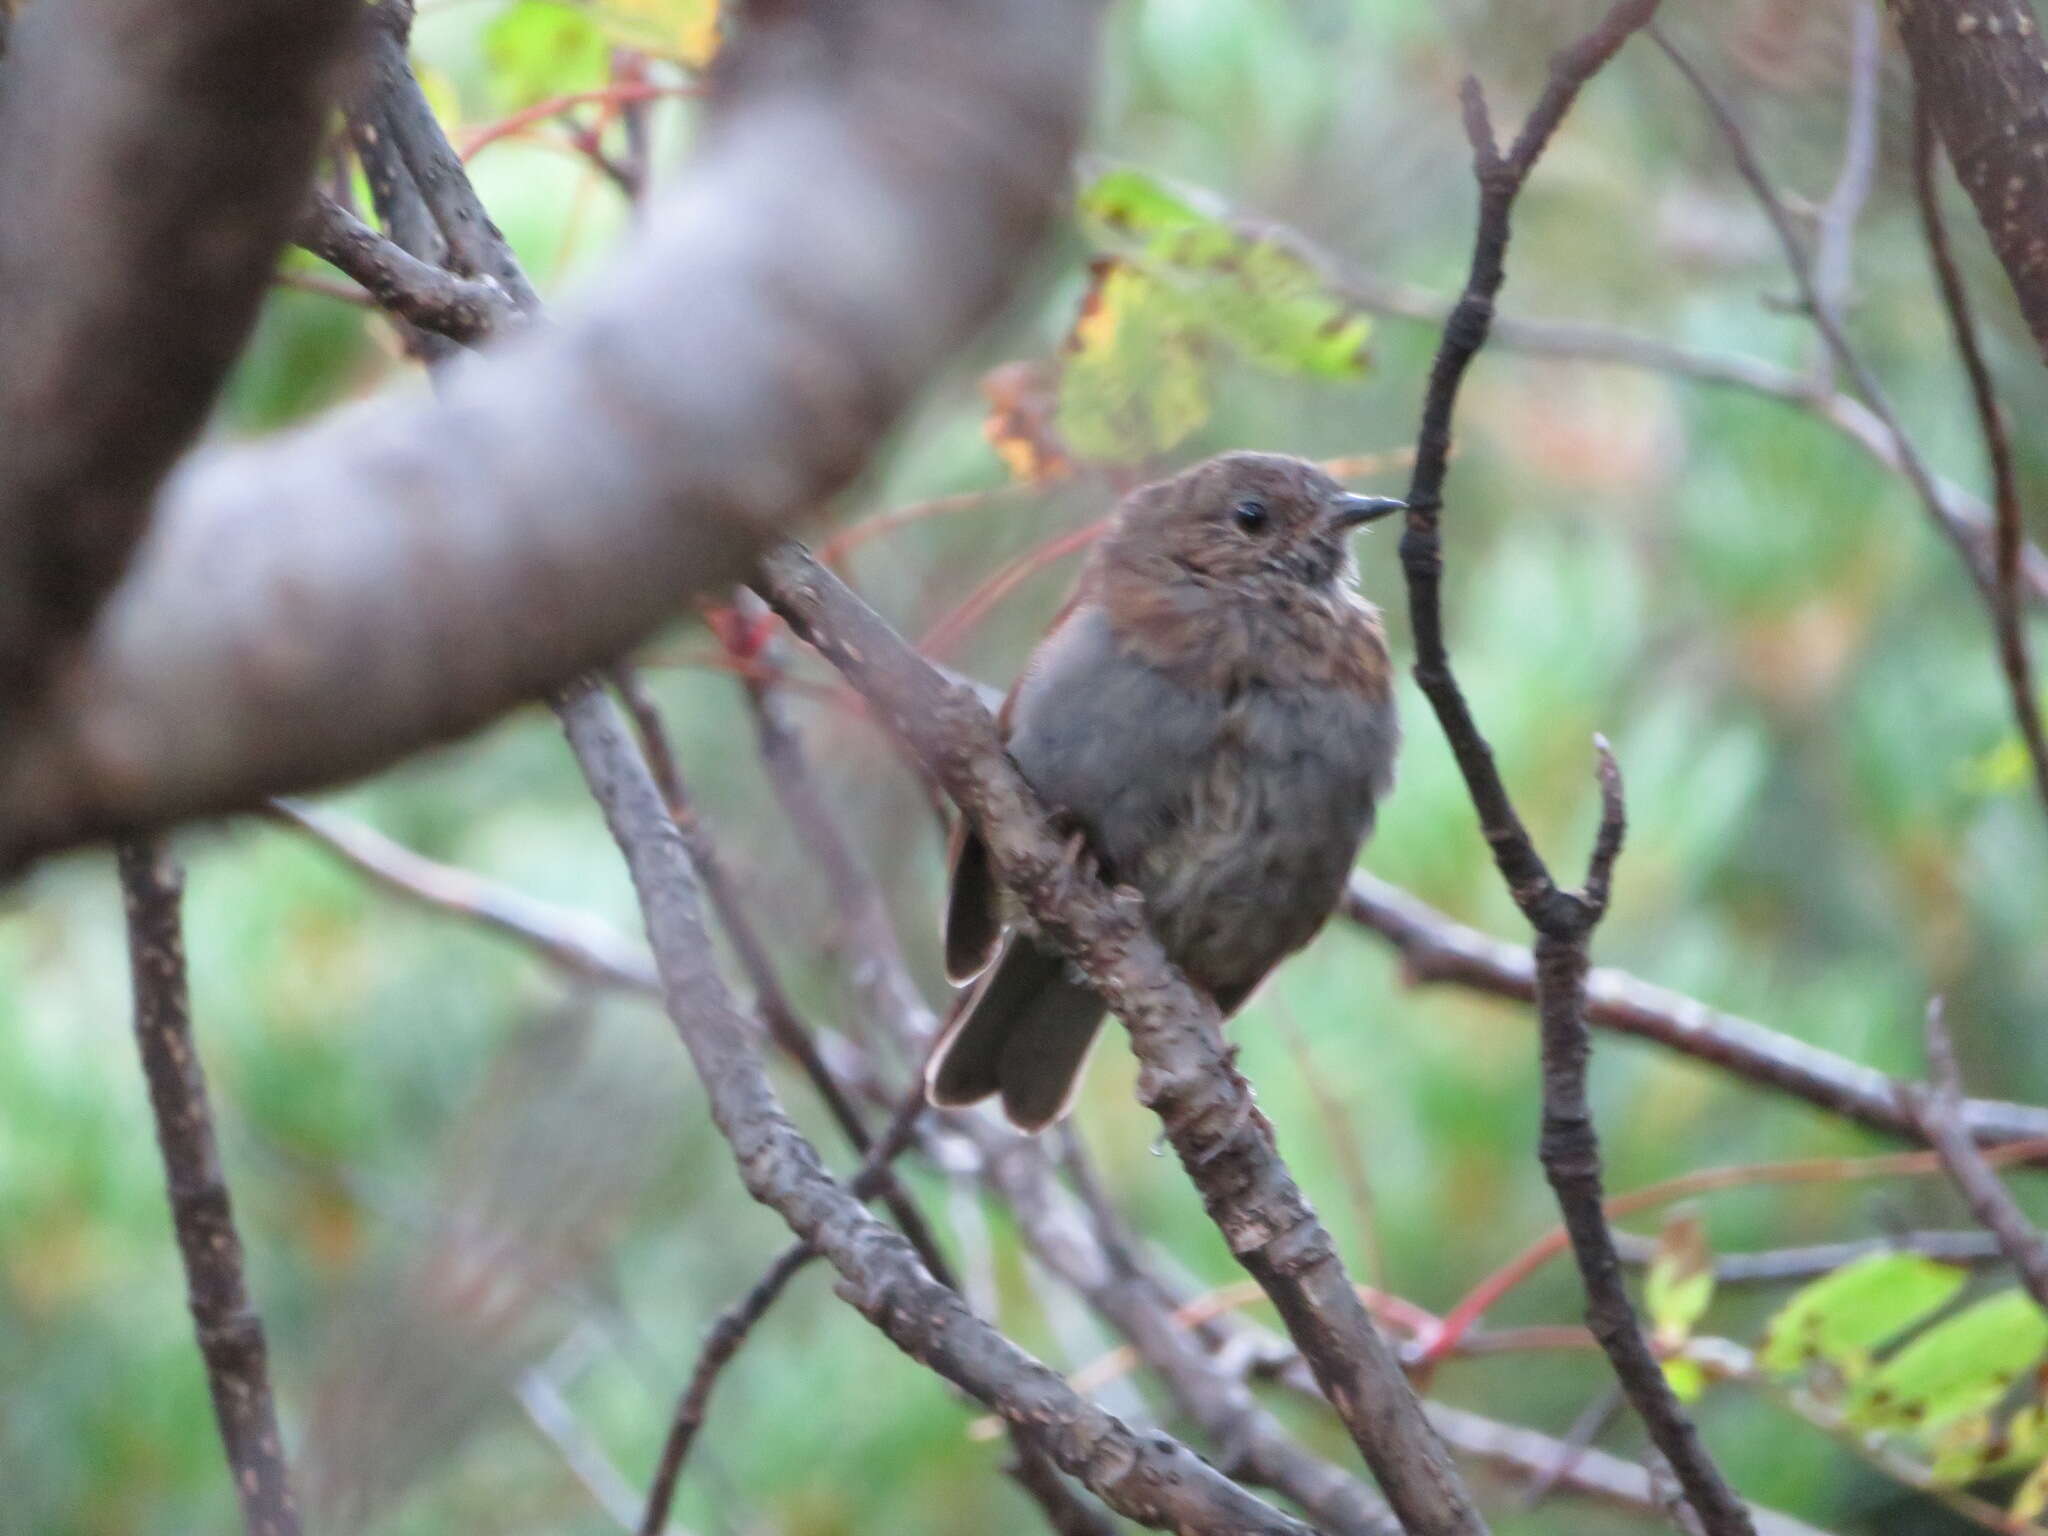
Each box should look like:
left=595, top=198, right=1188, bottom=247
left=1134, top=676, right=1397, bottom=1003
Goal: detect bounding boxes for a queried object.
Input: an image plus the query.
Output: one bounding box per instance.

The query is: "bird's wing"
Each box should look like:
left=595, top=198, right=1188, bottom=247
left=942, top=585, right=1100, bottom=984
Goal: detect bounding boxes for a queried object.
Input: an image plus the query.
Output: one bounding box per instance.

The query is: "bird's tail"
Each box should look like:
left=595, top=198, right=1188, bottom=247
left=926, top=939, right=1105, bottom=1133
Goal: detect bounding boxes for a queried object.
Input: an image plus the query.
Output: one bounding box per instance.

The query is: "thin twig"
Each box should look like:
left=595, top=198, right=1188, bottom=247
left=1650, top=28, right=1982, bottom=599
left=457, top=80, right=700, bottom=161
left=1611, top=1227, right=2006, bottom=1285
left=638, top=1243, right=817, bottom=1535
left=1422, top=1134, right=2048, bottom=1364
left=737, top=605, right=940, bottom=1056
left=1421, top=1403, right=1833, bottom=1536
left=1911, top=91, right=2048, bottom=821
left=1342, top=870, right=2048, bottom=1150
left=967, top=1118, right=1402, bottom=1536
left=269, top=797, right=660, bottom=992
left=294, top=192, right=518, bottom=346
left=517, top=1359, right=677, bottom=1535
left=1810, top=1, right=1882, bottom=379
left=1397, top=0, right=1754, bottom=1523
left=116, top=837, right=301, bottom=1536
left=1221, top=200, right=2047, bottom=603
left=1905, top=1000, right=2048, bottom=1313
left=607, top=666, right=952, bottom=1275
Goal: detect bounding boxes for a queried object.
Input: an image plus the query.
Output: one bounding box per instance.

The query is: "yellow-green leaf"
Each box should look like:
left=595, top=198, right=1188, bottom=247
left=1848, top=1289, right=2048, bottom=1435
left=1055, top=259, right=1211, bottom=464
left=1078, top=165, right=1373, bottom=382
left=1758, top=1253, right=1964, bottom=1379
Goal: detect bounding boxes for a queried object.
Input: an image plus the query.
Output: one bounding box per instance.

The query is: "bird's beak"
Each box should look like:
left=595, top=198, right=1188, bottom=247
left=1325, top=493, right=1407, bottom=534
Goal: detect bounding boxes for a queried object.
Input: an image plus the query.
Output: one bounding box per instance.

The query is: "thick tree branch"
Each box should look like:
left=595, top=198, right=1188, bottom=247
left=0, top=0, right=364, bottom=716
left=1341, top=872, right=2048, bottom=1150
left=757, top=544, right=1489, bottom=1534
left=1394, top=1, right=1753, bottom=1528
left=0, top=0, right=1094, bottom=869
left=1886, top=0, right=2048, bottom=364
left=116, top=837, right=300, bottom=1536
left=556, top=678, right=1315, bottom=1536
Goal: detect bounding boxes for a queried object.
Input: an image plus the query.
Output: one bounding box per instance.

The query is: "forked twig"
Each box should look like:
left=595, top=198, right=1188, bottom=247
left=1395, top=1, right=1755, bottom=1528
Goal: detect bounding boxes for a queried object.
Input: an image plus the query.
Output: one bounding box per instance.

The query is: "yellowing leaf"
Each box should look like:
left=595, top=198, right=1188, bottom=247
left=1079, top=165, right=1373, bottom=381
left=980, top=360, right=1072, bottom=486
left=1758, top=1253, right=1964, bottom=1380
left=590, top=0, right=721, bottom=68
left=1644, top=1210, right=1714, bottom=1349
left=1055, top=259, right=1211, bottom=464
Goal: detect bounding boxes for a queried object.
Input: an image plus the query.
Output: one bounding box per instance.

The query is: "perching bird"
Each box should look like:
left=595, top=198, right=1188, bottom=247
left=927, top=451, right=1404, bottom=1131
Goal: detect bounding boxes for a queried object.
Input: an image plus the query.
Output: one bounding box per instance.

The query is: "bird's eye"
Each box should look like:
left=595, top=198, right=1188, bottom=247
left=1232, top=499, right=1269, bottom=534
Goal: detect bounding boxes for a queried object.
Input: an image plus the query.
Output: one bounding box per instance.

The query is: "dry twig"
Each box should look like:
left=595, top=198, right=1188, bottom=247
left=116, top=837, right=300, bottom=1536
left=1395, top=1, right=1754, bottom=1527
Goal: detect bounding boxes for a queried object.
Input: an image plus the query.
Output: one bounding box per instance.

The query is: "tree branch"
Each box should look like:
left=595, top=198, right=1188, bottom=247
left=116, top=836, right=300, bottom=1536
left=1341, top=871, right=2048, bottom=1150
left=0, top=0, right=364, bottom=715
left=1911, top=89, right=2048, bottom=821
left=757, top=544, right=1489, bottom=1534
left=555, top=677, right=1315, bottom=1536
left=637, top=1243, right=817, bottom=1536
left=0, top=0, right=1095, bottom=870
left=1903, top=1001, right=2048, bottom=1312
left=970, top=1121, right=1403, bottom=1536
left=1886, top=0, right=2048, bottom=364
left=1394, top=0, right=1754, bottom=1527
left=294, top=193, right=518, bottom=347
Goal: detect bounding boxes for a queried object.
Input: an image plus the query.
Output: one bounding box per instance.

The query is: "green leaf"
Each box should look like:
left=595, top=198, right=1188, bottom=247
left=484, top=1, right=610, bottom=110
left=1758, top=1253, right=1965, bottom=1379
left=1054, top=259, right=1211, bottom=463
left=1078, top=165, right=1373, bottom=382
left=1644, top=1211, right=1714, bottom=1348
left=1848, top=1289, right=2048, bottom=1435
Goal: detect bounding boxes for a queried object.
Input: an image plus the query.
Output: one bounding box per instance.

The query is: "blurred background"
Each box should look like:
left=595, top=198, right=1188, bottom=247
left=6, top=0, right=2048, bottom=1531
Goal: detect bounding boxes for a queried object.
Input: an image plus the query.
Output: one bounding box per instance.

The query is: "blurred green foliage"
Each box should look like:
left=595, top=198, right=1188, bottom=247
left=9, top=1, right=2048, bottom=1533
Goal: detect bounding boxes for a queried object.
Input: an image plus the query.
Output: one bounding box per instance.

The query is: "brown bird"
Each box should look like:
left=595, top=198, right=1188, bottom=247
left=928, top=451, right=1404, bottom=1131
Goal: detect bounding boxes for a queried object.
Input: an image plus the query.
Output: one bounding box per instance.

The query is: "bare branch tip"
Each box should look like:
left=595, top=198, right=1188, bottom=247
left=1458, top=76, right=1501, bottom=168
